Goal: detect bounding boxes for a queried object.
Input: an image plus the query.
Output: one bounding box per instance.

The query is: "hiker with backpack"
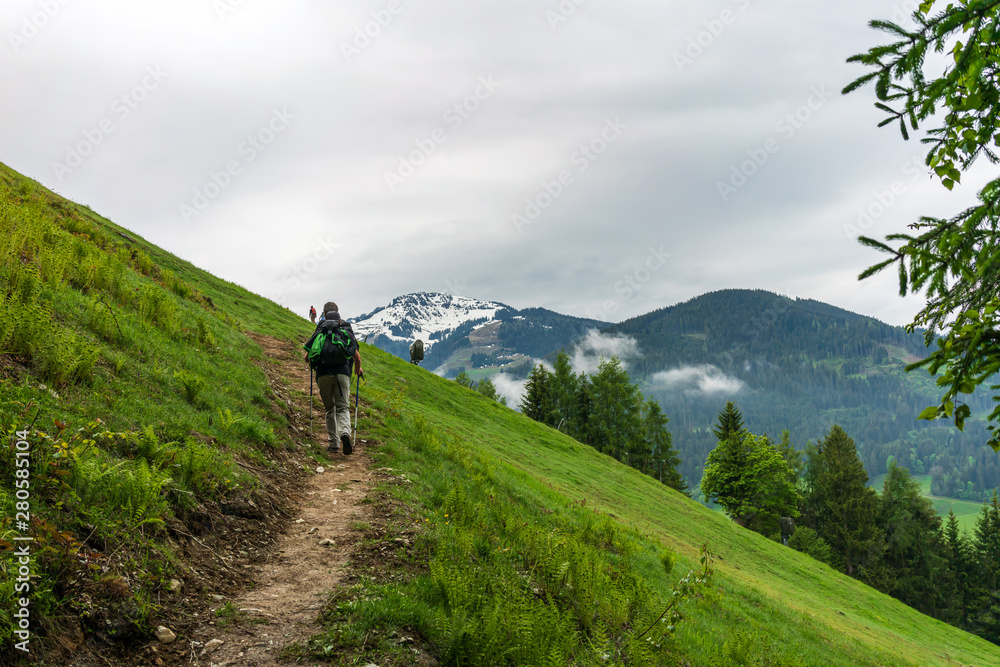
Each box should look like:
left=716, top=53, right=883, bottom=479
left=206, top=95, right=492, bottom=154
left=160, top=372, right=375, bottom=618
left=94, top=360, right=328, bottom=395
left=303, top=302, right=364, bottom=455
left=409, top=339, right=424, bottom=365
left=309, top=305, right=317, bottom=323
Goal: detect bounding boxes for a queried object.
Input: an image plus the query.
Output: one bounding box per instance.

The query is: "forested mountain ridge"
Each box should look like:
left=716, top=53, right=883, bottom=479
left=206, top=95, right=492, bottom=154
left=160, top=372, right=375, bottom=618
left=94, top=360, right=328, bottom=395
left=602, top=289, right=998, bottom=501
left=609, top=289, right=925, bottom=367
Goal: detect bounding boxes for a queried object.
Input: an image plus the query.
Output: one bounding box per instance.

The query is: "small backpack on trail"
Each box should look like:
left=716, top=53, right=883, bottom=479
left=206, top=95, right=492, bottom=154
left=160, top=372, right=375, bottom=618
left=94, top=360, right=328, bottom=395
left=409, top=339, right=424, bottom=364
left=305, top=320, right=358, bottom=369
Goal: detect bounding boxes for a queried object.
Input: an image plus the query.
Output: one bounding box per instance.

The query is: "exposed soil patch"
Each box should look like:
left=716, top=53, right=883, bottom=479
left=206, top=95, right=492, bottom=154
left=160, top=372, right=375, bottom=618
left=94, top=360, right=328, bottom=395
left=52, top=335, right=376, bottom=667
left=183, top=453, right=374, bottom=667
left=164, top=334, right=375, bottom=667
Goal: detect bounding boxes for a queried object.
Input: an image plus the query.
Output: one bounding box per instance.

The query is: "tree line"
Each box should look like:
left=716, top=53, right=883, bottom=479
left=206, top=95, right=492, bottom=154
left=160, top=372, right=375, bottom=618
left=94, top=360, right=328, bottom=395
left=646, top=351, right=998, bottom=502
left=517, top=353, right=688, bottom=494
left=600, top=289, right=1000, bottom=501
left=704, top=402, right=1000, bottom=645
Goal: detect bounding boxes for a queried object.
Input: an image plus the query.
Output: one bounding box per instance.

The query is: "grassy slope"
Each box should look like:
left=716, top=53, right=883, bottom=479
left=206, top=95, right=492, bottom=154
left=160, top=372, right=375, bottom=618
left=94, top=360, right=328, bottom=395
left=362, top=346, right=1000, bottom=666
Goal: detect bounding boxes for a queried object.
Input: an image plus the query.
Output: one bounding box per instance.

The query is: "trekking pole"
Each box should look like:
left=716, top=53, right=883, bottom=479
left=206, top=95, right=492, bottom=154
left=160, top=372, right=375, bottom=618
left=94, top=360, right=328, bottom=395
left=309, top=366, right=314, bottom=437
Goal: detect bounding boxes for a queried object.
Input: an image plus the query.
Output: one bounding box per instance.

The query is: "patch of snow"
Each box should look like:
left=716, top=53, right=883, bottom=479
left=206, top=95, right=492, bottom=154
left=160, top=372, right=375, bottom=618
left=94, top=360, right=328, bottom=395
left=352, top=293, right=510, bottom=351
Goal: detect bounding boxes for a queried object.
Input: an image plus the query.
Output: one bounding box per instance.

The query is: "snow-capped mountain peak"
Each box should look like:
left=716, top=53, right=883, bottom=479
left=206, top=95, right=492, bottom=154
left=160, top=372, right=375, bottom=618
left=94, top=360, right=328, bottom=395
left=352, top=293, right=510, bottom=350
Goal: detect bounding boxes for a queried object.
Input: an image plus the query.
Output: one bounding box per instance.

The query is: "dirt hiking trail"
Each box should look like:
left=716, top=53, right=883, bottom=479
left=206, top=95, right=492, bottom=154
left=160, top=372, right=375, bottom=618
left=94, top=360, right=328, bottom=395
left=179, top=335, right=374, bottom=667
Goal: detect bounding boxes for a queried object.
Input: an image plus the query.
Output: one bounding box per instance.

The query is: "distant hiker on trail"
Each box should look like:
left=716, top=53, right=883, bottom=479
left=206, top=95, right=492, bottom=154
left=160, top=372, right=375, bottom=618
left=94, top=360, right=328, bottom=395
left=303, top=302, right=364, bottom=455
left=409, top=339, right=424, bottom=365
left=309, top=305, right=317, bottom=323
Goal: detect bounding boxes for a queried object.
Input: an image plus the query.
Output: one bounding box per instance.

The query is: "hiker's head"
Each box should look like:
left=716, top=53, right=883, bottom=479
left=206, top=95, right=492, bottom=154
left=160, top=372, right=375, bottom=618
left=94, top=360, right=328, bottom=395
left=323, top=301, right=339, bottom=320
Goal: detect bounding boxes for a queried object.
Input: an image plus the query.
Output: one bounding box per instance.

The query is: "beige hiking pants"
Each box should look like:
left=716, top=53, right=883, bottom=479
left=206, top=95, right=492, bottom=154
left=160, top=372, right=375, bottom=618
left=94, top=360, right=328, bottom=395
left=317, top=373, right=351, bottom=443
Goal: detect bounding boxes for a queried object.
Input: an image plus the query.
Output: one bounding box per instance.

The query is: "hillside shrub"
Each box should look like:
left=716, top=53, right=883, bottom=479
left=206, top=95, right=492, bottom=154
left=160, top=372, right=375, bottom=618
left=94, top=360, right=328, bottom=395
left=174, top=436, right=245, bottom=500
left=788, top=527, right=838, bottom=569
left=131, top=249, right=155, bottom=277
left=70, top=455, right=171, bottom=532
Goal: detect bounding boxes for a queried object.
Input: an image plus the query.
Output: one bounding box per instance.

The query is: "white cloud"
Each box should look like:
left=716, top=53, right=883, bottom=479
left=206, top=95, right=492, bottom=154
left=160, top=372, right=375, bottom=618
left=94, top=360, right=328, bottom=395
left=570, top=329, right=641, bottom=375
left=491, top=373, right=528, bottom=409
left=653, top=365, right=744, bottom=395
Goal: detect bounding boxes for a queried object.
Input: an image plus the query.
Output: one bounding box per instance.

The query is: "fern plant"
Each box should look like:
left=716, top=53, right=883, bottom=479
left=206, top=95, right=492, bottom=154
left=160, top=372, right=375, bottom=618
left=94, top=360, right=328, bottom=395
left=174, top=370, right=206, bottom=404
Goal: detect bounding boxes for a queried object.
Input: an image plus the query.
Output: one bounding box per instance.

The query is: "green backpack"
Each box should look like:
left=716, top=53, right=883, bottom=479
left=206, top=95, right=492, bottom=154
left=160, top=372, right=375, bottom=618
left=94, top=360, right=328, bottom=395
left=304, top=321, right=358, bottom=369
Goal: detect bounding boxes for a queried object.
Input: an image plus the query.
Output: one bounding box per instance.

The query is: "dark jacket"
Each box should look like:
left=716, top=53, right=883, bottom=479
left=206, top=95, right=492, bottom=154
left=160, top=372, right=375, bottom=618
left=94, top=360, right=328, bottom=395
left=306, top=319, right=359, bottom=378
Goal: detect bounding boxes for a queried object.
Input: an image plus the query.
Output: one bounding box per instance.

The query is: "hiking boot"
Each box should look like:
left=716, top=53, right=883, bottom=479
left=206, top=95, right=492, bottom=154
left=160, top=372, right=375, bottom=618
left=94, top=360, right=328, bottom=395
left=341, top=433, right=353, bottom=456
left=327, top=442, right=339, bottom=454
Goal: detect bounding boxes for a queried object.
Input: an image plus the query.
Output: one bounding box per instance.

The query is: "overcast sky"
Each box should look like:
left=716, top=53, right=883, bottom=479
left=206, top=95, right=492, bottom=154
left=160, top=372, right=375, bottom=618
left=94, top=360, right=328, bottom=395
left=2, top=0, right=985, bottom=327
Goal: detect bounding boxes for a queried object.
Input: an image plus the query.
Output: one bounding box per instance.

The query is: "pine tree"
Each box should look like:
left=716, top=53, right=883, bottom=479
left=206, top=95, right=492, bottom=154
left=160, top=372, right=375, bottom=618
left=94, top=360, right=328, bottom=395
left=805, top=425, right=881, bottom=578
left=520, top=365, right=554, bottom=424
left=879, top=463, right=947, bottom=617
left=974, top=492, right=1000, bottom=592
left=571, top=373, right=594, bottom=445
left=944, top=510, right=973, bottom=626
left=776, top=429, right=804, bottom=487
left=589, top=357, right=643, bottom=461
left=970, top=492, right=1000, bottom=642
left=640, top=399, right=688, bottom=495
left=712, top=401, right=744, bottom=442
left=550, top=351, right=579, bottom=430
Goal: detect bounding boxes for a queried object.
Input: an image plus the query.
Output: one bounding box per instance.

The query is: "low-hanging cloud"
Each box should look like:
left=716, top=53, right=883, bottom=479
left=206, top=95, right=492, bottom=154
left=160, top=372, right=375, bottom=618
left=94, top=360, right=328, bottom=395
left=491, top=373, right=529, bottom=409
left=492, top=356, right=553, bottom=409
left=435, top=356, right=551, bottom=411
left=653, top=365, right=744, bottom=395
left=571, top=329, right=641, bottom=375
